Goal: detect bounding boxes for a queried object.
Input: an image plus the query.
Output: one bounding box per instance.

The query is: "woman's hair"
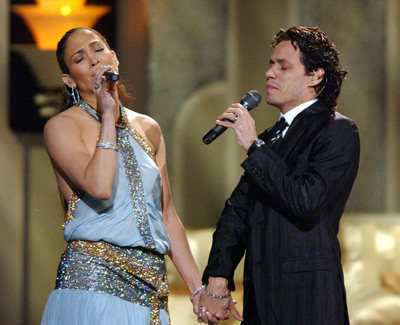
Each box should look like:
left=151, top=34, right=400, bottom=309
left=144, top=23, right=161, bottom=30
left=56, top=27, right=131, bottom=110
left=271, top=26, right=347, bottom=109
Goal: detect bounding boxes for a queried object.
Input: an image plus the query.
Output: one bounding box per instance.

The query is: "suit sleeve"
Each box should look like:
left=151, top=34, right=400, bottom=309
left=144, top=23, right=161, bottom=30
left=241, top=117, right=360, bottom=220
left=202, top=174, right=249, bottom=291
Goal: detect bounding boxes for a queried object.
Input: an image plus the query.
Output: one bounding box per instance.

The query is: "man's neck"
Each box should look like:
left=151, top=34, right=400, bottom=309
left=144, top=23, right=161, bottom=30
left=282, top=96, right=315, bottom=112
left=280, top=99, right=318, bottom=125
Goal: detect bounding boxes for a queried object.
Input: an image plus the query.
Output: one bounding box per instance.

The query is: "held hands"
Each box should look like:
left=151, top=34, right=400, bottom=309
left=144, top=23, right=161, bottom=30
left=192, top=277, right=243, bottom=324
left=216, top=103, right=258, bottom=151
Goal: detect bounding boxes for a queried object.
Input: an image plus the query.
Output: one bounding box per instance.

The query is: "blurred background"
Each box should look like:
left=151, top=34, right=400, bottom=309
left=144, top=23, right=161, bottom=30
left=1, top=0, right=400, bottom=324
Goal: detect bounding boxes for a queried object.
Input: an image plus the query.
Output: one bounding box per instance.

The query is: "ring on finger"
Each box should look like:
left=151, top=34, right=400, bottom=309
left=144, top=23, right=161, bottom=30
left=234, top=115, right=239, bottom=121
left=196, top=311, right=202, bottom=318
left=94, top=82, right=101, bottom=89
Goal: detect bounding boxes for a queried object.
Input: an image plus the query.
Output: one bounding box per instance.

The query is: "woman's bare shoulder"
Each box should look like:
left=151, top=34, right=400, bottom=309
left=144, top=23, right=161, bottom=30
left=45, top=108, right=75, bottom=132
left=124, top=108, right=163, bottom=151
left=124, top=108, right=160, bottom=130
left=43, top=107, right=88, bottom=145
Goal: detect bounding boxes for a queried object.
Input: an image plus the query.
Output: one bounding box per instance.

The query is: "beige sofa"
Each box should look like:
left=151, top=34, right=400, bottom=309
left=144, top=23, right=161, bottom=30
left=167, top=214, right=400, bottom=324
left=340, top=214, right=400, bottom=324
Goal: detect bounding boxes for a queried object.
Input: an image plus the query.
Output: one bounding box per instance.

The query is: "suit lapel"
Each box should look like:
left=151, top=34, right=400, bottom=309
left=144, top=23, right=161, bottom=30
left=271, top=102, right=332, bottom=159
left=259, top=123, right=278, bottom=144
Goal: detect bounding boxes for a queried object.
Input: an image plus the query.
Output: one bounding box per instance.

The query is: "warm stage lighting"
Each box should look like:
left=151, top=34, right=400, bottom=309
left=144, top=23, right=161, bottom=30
left=13, top=1, right=110, bottom=50
left=60, top=5, right=72, bottom=16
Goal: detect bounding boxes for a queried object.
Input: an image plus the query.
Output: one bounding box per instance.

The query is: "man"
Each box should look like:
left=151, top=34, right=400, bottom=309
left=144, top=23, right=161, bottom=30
left=196, top=26, right=360, bottom=324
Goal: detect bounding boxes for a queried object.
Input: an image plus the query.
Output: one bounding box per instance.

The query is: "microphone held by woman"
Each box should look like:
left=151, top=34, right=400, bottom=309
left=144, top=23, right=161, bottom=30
left=104, top=71, right=119, bottom=82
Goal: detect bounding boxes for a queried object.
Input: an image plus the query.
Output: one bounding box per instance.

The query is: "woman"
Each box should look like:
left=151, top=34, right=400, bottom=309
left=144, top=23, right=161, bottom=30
left=41, top=27, right=204, bottom=324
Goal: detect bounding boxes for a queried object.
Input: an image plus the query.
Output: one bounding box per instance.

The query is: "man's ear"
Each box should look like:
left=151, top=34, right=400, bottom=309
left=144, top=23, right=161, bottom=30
left=62, top=74, right=75, bottom=88
left=310, top=68, right=325, bottom=86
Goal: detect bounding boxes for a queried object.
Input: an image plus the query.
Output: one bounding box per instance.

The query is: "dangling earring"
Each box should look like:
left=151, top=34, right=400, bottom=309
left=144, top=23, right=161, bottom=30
left=71, top=86, right=80, bottom=106
left=65, top=85, right=80, bottom=106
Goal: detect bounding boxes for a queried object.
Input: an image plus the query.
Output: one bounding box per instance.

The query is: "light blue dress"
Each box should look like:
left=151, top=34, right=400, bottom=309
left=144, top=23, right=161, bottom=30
left=41, top=104, right=171, bottom=325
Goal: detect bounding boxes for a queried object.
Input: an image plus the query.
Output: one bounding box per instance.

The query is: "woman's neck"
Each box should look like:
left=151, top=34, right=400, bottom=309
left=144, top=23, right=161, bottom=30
left=81, top=94, right=97, bottom=110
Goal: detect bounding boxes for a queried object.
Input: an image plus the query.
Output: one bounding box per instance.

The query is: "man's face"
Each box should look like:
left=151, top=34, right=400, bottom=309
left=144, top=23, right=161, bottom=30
left=265, top=40, right=315, bottom=113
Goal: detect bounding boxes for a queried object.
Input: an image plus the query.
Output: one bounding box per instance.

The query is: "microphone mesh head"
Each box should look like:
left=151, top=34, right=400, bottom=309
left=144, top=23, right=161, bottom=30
left=240, top=90, right=262, bottom=110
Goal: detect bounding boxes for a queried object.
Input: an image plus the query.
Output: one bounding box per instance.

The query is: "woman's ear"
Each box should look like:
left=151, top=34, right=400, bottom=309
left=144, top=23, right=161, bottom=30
left=112, top=51, right=119, bottom=67
left=62, top=74, right=75, bottom=88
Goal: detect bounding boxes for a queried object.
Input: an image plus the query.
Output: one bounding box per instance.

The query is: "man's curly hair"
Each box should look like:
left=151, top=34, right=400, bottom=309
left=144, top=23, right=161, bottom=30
left=271, top=26, right=347, bottom=109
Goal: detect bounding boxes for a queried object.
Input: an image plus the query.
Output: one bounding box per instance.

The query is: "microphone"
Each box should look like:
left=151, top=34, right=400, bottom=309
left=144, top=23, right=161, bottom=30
left=202, top=90, right=262, bottom=145
left=104, top=71, right=119, bottom=82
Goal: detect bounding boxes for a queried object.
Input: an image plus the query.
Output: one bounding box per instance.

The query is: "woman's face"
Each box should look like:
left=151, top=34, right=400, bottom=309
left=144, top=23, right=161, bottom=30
left=62, top=29, right=119, bottom=96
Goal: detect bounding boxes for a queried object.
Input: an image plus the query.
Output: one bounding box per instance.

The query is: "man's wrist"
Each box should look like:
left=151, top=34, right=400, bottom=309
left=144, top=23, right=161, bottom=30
left=207, top=277, right=230, bottom=295
left=247, top=138, right=266, bottom=155
left=204, top=287, right=231, bottom=299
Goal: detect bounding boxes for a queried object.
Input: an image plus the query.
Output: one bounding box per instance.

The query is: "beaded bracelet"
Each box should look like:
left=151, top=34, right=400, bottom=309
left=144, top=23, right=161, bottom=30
left=190, top=285, right=205, bottom=302
left=204, top=287, right=231, bottom=299
left=96, top=140, right=119, bottom=151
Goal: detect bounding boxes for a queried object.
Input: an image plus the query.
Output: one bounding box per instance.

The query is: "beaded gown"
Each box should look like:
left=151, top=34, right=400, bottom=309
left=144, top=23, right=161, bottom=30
left=41, top=103, right=171, bottom=325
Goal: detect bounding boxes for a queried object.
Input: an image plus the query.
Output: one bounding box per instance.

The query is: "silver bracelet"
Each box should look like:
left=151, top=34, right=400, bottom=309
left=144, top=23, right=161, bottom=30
left=96, top=140, right=119, bottom=151
left=204, top=287, right=231, bottom=299
left=190, top=285, right=205, bottom=302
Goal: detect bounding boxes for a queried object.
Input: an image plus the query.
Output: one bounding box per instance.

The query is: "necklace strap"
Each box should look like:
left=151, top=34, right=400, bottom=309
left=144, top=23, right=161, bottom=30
left=78, top=100, right=155, bottom=161
left=79, top=100, right=102, bottom=122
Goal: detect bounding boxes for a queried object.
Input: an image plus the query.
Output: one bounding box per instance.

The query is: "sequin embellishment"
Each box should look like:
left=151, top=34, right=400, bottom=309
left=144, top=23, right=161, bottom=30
left=56, top=240, right=169, bottom=324
left=120, top=108, right=155, bottom=161
left=117, top=127, right=157, bottom=249
left=78, top=100, right=156, bottom=249
left=62, top=192, right=81, bottom=230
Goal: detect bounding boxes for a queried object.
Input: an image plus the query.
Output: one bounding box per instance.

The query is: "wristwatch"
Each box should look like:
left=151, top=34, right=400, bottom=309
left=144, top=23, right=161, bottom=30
left=247, top=139, right=265, bottom=155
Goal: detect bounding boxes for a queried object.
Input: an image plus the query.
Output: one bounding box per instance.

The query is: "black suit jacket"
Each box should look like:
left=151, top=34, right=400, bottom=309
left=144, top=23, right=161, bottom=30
left=203, top=101, right=360, bottom=324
